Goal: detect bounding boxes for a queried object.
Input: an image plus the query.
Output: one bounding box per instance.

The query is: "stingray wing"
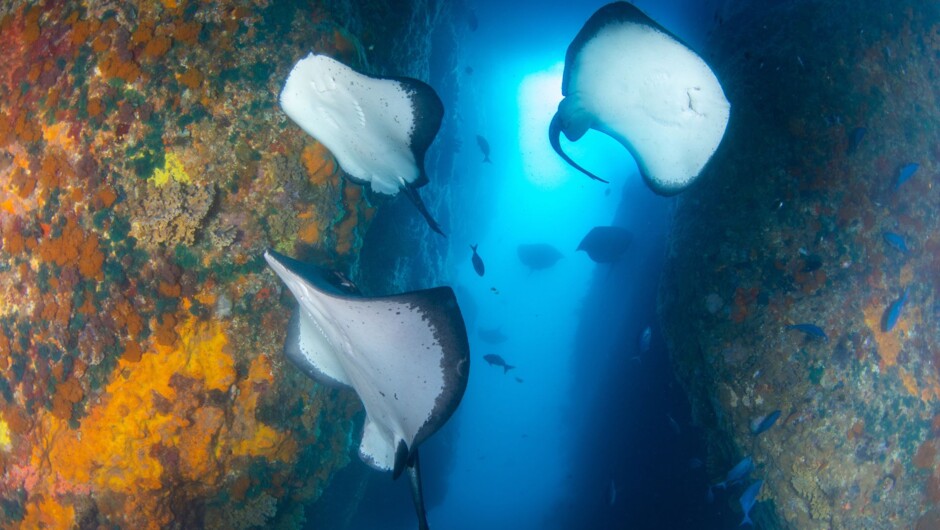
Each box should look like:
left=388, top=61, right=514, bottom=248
left=264, top=250, right=470, bottom=476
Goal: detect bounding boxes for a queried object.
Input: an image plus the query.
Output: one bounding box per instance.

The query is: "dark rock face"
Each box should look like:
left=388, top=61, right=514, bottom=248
left=659, top=1, right=940, bottom=528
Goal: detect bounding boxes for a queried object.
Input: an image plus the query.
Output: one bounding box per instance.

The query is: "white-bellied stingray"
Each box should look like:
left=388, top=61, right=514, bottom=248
left=280, top=53, right=446, bottom=234
left=263, top=249, right=470, bottom=530
left=577, top=226, right=633, bottom=263
left=550, top=2, right=730, bottom=195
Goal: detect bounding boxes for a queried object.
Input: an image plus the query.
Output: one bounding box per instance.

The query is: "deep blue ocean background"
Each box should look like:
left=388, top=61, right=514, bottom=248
left=312, top=1, right=739, bottom=528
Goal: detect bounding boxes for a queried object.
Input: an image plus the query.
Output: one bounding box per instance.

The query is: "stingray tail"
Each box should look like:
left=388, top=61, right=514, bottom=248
left=503, top=364, right=515, bottom=374
left=549, top=113, right=608, bottom=184
left=407, top=451, right=431, bottom=530
left=402, top=184, right=445, bottom=236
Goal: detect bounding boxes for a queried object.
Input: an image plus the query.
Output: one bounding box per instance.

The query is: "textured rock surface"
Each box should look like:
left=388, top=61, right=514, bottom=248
left=659, top=1, right=940, bottom=528
left=0, top=0, right=453, bottom=527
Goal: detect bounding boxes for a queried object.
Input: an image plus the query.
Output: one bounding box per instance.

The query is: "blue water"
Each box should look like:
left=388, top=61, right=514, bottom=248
left=318, top=1, right=738, bottom=528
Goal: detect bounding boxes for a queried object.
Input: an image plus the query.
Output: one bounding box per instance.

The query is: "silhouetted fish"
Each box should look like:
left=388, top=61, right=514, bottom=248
left=514, top=377, right=523, bottom=384
left=667, top=414, right=680, bottom=434
left=577, top=226, right=633, bottom=263
left=847, top=127, right=866, bottom=155
left=476, top=135, right=491, bottom=163
left=713, top=456, right=753, bottom=490
left=883, top=232, right=908, bottom=254
left=739, top=479, right=764, bottom=526
left=896, top=163, right=919, bottom=189
left=750, top=410, right=781, bottom=435
left=786, top=323, right=827, bottom=341
left=517, top=244, right=563, bottom=270
left=638, top=326, right=651, bottom=353
left=478, top=326, right=508, bottom=344
left=483, top=354, right=514, bottom=373
left=470, top=244, right=485, bottom=276
left=465, top=66, right=474, bottom=75
left=882, top=288, right=909, bottom=332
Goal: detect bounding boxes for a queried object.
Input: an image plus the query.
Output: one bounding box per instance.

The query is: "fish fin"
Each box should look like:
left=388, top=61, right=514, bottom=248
left=503, top=364, right=515, bottom=374
left=483, top=155, right=491, bottom=163
left=358, top=415, right=395, bottom=471
left=470, top=244, right=477, bottom=252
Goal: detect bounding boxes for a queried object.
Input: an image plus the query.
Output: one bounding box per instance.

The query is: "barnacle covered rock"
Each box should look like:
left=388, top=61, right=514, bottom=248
left=659, top=1, right=940, bottom=528
left=131, top=171, right=215, bottom=247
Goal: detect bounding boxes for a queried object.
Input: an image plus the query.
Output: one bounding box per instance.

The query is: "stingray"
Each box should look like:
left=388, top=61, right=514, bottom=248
left=280, top=53, right=446, bottom=234
left=264, top=249, right=470, bottom=530
left=517, top=243, right=564, bottom=271
left=577, top=226, right=633, bottom=263
left=550, top=2, right=730, bottom=195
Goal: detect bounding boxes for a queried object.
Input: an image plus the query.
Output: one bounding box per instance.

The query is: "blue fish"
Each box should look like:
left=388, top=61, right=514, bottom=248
left=883, top=232, right=908, bottom=254
left=713, top=456, right=753, bottom=489
left=882, top=288, right=909, bottom=332
left=750, top=410, right=782, bottom=435
left=470, top=244, right=485, bottom=277
left=896, top=163, right=919, bottom=189
left=638, top=326, right=651, bottom=353
left=739, top=479, right=764, bottom=526
left=847, top=127, right=866, bottom=155
left=786, top=323, right=828, bottom=341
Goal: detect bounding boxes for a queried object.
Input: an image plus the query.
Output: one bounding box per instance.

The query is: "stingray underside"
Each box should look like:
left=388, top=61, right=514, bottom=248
left=279, top=53, right=446, bottom=234
left=264, top=250, right=470, bottom=476
left=550, top=2, right=730, bottom=195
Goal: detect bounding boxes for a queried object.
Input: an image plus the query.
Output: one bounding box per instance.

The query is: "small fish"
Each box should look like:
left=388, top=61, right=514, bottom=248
left=470, top=244, right=485, bottom=276
left=739, top=479, right=764, bottom=526
left=750, top=410, right=781, bottom=435
left=490, top=287, right=500, bottom=295
left=476, top=135, right=492, bottom=163
left=331, top=271, right=359, bottom=293
left=467, top=10, right=478, bottom=32
left=882, top=288, right=909, bottom=332
left=464, top=66, right=474, bottom=75
left=483, top=354, right=514, bottom=373
left=638, top=326, right=652, bottom=353
left=786, top=323, right=828, bottom=341
left=883, top=232, right=908, bottom=254
left=514, top=377, right=524, bottom=383
left=667, top=414, right=681, bottom=435
left=847, top=127, right=866, bottom=155
left=689, top=458, right=704, bottom=470
left=713, top=456, right=754, bottom=490
left=896, top=163, right=919, bottom=189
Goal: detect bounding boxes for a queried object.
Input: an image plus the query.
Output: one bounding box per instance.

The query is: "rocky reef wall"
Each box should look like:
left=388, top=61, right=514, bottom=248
left=659, top=1, right=940, bottom=528
left=0, top=0, right=451, bottom=527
